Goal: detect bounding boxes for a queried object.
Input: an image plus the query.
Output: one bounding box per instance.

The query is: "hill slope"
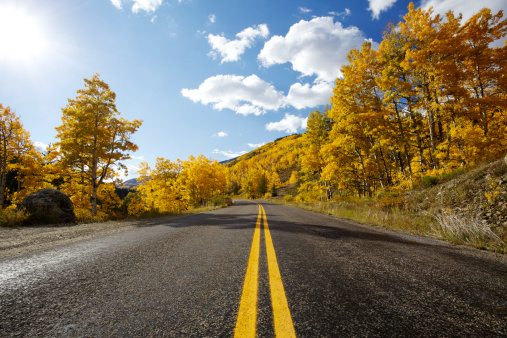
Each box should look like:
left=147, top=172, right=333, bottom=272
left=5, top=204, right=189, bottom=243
left=227, top=135, right=506, bottom=251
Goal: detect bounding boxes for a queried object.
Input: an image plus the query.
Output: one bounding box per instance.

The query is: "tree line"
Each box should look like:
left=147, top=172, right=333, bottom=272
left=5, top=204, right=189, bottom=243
left=1, top=5, right=505, bottom=221
left=1, top=73, right=232, bottom=220
left=228, top=5, right=507, bottom=201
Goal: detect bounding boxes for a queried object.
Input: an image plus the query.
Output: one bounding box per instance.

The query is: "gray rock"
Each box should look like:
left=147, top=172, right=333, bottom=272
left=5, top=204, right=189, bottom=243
left=18, top=188, right=77, bottom=224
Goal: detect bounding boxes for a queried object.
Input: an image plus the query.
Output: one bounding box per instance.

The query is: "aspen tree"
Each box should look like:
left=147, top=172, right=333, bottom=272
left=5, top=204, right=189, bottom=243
left=55, top=74, right=142, bottom=215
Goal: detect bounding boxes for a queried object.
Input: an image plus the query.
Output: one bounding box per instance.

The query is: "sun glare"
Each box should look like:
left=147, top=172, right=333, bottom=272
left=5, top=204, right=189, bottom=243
left=0, top=5, right=48, bottom=64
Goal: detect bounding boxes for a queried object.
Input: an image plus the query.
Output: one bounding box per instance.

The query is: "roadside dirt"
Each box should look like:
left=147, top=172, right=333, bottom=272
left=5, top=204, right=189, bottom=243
left=0, top=216, right=183, bottom=259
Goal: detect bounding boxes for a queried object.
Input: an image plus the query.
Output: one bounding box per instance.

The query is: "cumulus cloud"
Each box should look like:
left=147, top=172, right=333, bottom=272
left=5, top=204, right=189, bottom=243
left=266, top=113, right=307, bottom=133
left=208, top=14, right=216, bottom=23
left=34, top=141, right=48, bottom=154
left=111, top=0, right=122, bottom=9
left=285, top=82, right=333, bottom=110
left=213, top=131, right=228, bottom=137
left=368, top=0, right=397, bottom=19
left=248, top=142, right=266, bottom=148
left=213, top=149, right=247, bottom=158
left=299, top=7, right=312, bottom=13
left=181, top=74, right=284, bottom=115
left=421, top=0, right=507, bottom=22
left=259, top=17, right=368, bottom=82
left=132, top=0, right=162, bottom=13
left=110, top=0, right=162, bottom=13
left=207, top=24, right=269, bottom=63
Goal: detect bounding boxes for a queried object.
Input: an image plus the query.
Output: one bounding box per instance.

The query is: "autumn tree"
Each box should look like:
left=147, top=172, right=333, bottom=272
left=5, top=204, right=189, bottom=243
left=0, top=104, right=42, bottom=208
left=178, top=155, right=227, bottom=206
left=55, top=74, right=142, bottom=215
left=135, top=158, right=186, bottom=214
left=301, top=107, right=332, bottom=200
left=322, top=4, right=507, bottom=197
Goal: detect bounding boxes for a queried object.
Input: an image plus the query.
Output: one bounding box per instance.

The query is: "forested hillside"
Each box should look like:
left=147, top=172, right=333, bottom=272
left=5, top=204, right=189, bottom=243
left=228, top=5, right=507, bottom=202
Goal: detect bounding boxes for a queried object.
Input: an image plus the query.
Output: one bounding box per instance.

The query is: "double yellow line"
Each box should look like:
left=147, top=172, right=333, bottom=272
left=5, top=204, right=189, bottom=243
left=235, top=204, right=296, bottom=337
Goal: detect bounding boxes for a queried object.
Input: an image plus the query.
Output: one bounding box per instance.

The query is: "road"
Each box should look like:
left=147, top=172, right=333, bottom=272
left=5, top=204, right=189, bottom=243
left=1, top=200, right=506, bottom=337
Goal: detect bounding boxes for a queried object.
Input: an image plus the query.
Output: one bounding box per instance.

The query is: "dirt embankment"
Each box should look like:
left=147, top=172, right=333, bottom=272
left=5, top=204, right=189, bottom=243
left=405, top=158, right=507, bottom=230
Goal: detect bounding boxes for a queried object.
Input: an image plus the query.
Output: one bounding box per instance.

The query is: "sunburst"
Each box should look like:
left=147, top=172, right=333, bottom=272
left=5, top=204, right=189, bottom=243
left=0, top=5, right=48, bottom=64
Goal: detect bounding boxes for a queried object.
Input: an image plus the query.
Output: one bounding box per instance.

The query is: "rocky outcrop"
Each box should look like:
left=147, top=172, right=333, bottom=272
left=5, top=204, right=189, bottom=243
left=18, top=188, right=77, bottom=224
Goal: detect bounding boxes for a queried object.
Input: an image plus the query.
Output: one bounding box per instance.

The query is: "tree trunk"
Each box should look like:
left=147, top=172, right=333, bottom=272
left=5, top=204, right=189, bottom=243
left=0, top=138, right=7, bottom=209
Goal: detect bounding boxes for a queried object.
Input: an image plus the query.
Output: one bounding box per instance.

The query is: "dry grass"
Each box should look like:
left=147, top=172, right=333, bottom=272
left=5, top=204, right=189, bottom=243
left=277, top=199, right=436, bottom=236
left=267, top=196, right=506, bottom=254
left=426, top=206, right=505, bottom=252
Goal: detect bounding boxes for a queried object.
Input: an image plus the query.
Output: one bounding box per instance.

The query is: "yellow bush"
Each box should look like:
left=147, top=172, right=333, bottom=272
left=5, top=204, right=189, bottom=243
left=284, top=194, right=293, bottom=202
left=0, top=208, right=30, bottom=227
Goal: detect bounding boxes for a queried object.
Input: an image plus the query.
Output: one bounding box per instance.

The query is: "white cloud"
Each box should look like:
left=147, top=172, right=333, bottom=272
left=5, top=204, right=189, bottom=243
left=285, top=82, right=333, bottom=109
left=258, top=17, right=369, bottom=82
left=181, top=74, right=285, bottom=115
left=131, top=155, right=145, bottom=161
left=34, top=141, right=48, bottom=154
left=208, top=24, right=269, bottom=63
left=248, top=142, right=266, bottom=148
left=266, top=113, right=307, bottom=133
left=368, top=0, right=397, bottom=19
left=132, top=0, right=162, bottom=13
left=329, top=8, right=351, bottom=17
left=213, top=131, right=228, bottom=137
left=213, top=149, right=247, bottom=159
left=110, top=0, right=122, bottom=9
left=208, top=14, right=216, bottom=23
left=151, top=15, right=157, bottom=23
left=112, top=0, right=162, bottom=13
left=114, top=163, right=140, bottom=182
left=421, top=0, right=507, bottom=22
left=299, top=7, right=312, bottom=13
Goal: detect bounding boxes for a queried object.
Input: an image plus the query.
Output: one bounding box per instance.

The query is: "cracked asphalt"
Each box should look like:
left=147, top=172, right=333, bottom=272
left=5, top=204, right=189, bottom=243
left=1, top=200, right=506, bottom=336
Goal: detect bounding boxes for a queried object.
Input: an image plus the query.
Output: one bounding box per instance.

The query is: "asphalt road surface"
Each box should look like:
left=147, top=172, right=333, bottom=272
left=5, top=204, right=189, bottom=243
left=1, top=200, right=506, bottom=337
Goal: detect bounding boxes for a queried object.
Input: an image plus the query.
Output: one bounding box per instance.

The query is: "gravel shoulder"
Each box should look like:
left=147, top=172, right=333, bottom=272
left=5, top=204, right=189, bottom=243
left=0, top=215, right=187, bottom=259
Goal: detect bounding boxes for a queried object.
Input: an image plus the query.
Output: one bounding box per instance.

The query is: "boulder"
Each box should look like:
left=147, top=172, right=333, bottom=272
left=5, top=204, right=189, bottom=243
left=18, top=188, right=77, bottom=224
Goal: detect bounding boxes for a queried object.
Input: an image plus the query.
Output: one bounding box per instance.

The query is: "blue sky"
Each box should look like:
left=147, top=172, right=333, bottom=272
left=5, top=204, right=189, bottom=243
left=1, top=0, right=506, bottom=181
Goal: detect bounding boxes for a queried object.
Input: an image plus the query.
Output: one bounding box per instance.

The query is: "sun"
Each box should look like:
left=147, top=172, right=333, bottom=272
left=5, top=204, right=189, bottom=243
left=0, top=5, right=48, bottom=64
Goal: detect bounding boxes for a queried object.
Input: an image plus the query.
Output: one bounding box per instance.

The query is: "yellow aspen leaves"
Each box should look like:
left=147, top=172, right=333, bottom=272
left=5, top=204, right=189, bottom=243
left=55, top=74, right=142, bottom=215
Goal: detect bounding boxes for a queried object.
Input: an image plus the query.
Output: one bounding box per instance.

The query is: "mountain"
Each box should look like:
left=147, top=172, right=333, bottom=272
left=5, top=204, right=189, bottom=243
left=119, top=178, right=141, bottom=189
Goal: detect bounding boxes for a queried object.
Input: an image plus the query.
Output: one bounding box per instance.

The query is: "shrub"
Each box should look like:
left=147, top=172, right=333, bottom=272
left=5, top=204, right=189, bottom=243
left=284, top=194, right=293, bottom=202
left=212, top=195, right=233, bottom=207
left=0, top=208, right=30, bottom=227
left=420, top=175, right=439, bottom=187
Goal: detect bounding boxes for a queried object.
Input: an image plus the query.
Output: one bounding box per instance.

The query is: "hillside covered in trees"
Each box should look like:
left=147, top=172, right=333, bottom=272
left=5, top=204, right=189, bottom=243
left=228, top=4, right=507, bottom=201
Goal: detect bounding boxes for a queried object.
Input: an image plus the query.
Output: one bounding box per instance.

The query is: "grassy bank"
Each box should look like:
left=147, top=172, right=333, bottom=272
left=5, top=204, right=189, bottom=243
left=269, top=197, right=505, bottom=254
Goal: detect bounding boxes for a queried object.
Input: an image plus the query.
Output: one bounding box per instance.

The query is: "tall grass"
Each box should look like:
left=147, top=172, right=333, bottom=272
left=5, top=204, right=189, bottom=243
left=273, top=197, right=506, bottom=253
left=284, top=199, right=435, bottom=236
left=427, top=207, right=505, bottom=252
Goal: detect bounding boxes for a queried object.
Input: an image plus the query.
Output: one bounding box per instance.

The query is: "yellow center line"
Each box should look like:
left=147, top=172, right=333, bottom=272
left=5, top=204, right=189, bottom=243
left=262, top=205, right=296, bottom=338
left=234, top=206, right=262, bottom=338
left=235, top=204, right=296, bottom=337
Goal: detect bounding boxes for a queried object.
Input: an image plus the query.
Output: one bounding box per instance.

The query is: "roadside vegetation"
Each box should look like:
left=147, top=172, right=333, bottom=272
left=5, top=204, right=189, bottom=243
left=257, top=158, right=507, bottom=253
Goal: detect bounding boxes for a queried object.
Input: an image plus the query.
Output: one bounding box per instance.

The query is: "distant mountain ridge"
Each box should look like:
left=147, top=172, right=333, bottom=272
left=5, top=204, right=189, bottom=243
left=119, top=178, right=140, bottom=189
